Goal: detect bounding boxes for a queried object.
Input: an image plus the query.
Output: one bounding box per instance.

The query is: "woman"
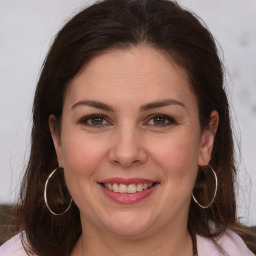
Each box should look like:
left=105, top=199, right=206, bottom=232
left=0, top=0, right=255, bottom=255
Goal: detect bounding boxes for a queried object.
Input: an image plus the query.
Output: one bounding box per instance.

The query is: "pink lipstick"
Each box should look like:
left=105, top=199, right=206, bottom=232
left=98, top=178, right=159, bottom=204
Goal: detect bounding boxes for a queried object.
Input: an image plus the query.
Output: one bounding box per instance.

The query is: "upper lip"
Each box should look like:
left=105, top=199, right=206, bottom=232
left=99, top=177, right=158, bottom=185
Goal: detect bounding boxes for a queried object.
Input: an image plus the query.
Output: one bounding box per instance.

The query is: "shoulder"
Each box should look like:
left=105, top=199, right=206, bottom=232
left=197, top=228, right=255, bottom=256
left=0, top=232, right=32, bottom=256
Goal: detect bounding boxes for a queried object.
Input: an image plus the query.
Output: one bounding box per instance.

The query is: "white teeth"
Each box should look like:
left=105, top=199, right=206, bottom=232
left=127, top=184, right=136, bottom=193
left=113, top=183, right=119, bottom=192
left=119, top=184, right=127, bottom=193
left=104, top=182, right=154, bottom=194
left=137, top=183, right=143, bottom=192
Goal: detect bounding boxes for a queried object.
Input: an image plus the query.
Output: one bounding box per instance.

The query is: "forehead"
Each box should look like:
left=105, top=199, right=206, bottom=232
left=65, top=46, right=196, bottom=109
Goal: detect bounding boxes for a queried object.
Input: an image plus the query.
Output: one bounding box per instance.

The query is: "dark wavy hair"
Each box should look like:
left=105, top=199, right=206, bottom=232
left=14, top=0, right=255, bottom=255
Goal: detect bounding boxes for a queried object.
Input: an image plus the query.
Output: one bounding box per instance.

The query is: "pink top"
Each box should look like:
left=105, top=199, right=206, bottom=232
left=0, top=229, right=254, bottom=256
left=0, top=232, right=28, bottom=256
left=197, top=229, right=255, bottom=256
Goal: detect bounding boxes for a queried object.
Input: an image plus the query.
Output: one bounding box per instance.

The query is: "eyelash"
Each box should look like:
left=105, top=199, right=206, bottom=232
left=78, top=114, right=177, bottom=128
left=145, top=114, right=177, bottom=127
left=78, top=114, right=111, bottom=127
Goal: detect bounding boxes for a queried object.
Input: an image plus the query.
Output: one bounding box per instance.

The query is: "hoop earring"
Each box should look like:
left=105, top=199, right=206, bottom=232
left=192, top=165, right=218, bottom=209
left=44, top=166, right=72, bottom=215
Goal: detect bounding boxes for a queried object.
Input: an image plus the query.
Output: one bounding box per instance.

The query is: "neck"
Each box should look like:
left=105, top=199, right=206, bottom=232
left=72, top=221, right=193, bottom=256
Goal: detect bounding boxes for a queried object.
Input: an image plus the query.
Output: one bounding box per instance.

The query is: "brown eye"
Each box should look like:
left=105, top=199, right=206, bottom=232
left=79, top=114, right=110, bottom=127
left=153, top=116, right=167, bottom=126
left=90, top=116, right=104, bottom=126
left=147, top=114, right=176, bottom=127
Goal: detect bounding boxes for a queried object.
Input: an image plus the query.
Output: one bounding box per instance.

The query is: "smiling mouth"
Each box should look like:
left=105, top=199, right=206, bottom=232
left=101, top=183, right=156, bottom=194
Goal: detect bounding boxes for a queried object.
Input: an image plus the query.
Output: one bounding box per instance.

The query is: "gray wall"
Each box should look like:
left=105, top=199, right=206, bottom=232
left=0, top=0, right=255, bottom=225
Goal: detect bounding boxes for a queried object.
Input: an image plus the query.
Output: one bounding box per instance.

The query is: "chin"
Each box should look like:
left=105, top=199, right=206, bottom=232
left=101, top=211, right=154, bottom=237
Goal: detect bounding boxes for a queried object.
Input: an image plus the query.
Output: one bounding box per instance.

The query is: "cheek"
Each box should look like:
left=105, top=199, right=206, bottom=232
left=148, top=130, right=200, bottom=180
left=60, top=130, right=108, bottom=177
left=59, top=130, right=109, bottom=207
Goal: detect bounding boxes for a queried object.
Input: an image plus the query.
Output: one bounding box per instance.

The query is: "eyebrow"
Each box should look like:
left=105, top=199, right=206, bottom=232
left=139, top=99, right=185, bottom=111
left=72, top=100, right=115, bottom=111
left=71, top=99, right=185, bottom=112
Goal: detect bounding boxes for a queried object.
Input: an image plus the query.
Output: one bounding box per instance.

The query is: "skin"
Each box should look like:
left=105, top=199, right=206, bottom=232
left=49, top=46, right=219, bottom=256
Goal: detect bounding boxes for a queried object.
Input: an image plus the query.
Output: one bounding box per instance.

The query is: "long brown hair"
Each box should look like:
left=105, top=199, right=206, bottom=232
left=15, top=0, right=255, bottom=255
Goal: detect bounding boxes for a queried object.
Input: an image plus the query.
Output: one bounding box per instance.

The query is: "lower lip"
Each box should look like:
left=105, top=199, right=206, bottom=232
left=100, top=184, right=158, bottom=204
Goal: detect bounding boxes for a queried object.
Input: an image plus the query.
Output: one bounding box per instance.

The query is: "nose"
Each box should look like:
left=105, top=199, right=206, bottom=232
left=108, top=126, right=147, bottom=168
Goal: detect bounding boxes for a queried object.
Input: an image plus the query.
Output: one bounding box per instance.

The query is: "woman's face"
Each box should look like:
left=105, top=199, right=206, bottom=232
left=50, top=46, right=217, bottom=238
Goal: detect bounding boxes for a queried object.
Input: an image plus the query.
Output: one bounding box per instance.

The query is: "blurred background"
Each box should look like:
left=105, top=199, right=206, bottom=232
left=0, top=0, right=255, bottom=241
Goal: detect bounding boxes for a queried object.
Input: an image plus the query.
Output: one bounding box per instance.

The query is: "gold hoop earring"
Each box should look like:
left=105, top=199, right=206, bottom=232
left=44, top=166, right=72, bottom=215
left=192, top=165, right=218, bottom=209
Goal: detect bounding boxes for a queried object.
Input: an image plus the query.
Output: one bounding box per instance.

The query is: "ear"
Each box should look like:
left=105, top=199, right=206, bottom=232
left=49, top=114, right=64, bottom=167
left=198, top=110, right=219, bottom=166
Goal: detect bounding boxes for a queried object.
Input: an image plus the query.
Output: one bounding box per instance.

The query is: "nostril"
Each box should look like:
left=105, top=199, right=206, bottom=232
left=110, top=156, right=142, bottom=167
left=108, top=141, right=148, bottom=167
